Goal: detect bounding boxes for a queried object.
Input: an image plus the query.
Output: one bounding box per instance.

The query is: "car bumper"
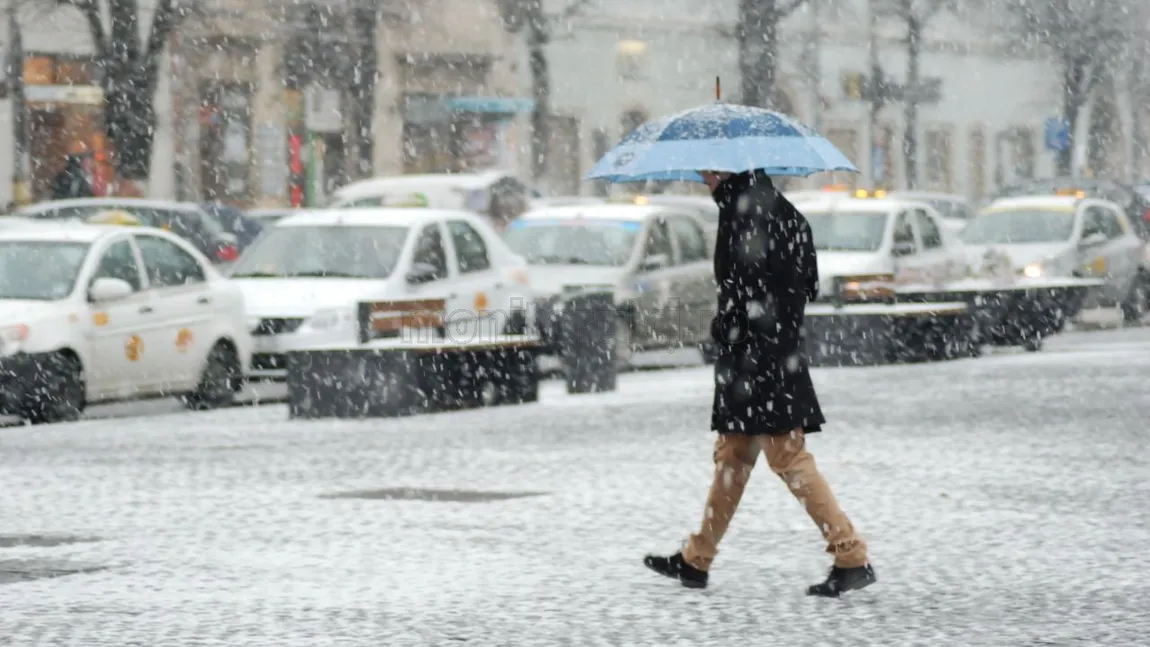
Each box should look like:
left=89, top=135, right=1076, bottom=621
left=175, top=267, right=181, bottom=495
left=0, top=353, right=42, bottom=415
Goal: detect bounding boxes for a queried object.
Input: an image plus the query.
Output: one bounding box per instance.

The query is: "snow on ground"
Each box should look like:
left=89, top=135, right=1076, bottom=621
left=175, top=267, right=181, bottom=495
left=1, top=327, right=1148, bottom=645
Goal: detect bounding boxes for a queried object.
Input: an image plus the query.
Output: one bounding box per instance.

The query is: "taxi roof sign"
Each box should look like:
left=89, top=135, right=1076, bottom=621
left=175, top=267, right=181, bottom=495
left=1053, top=188, right=1086, bottom=199
left=853, top=188, right=888, bottom=199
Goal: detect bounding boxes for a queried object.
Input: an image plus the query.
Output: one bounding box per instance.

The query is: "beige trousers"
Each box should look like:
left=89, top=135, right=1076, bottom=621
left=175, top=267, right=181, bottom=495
left=681, top=430, right=868, bottom=571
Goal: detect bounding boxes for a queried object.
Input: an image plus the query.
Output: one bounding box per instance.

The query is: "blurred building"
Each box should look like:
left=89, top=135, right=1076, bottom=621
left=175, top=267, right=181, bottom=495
left=543, top=0, right=1142, bottom=203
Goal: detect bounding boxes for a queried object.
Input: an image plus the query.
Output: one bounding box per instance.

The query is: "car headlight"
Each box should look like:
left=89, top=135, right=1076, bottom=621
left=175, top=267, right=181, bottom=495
left=301, top=307, right=355, bottom=331
left=0, top=324, right=30, bottom=356
left=1022, top=262, right=1044, bottom=278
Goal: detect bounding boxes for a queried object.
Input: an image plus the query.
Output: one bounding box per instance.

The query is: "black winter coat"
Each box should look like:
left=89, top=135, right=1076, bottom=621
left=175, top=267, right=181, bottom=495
left=709, top=170, right=825, bottom=436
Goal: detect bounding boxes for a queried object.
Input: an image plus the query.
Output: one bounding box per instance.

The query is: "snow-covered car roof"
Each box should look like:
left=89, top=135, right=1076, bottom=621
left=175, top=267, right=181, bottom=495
left=0, top=222, right=143, bottom=243
left=982, top=196, right=1081, bottom=212
left=516, top=204, right=671, bottom=223
left=16, top=198, right=204, bottom=216
left=275, top=207, right=491, bottom=229
left=332, top=171, right=515, bottom=200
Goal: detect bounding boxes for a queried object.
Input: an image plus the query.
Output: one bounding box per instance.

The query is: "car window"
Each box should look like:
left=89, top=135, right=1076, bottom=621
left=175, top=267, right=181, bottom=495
left=644, top=218, right=674, bottom=261
left=1097, top=207, right=1124, bottom=239
left=893, top=211, right=916, bottom=249
left=347, top=197, right=385, bottom=207
left=412, top=224, right=449, bottom=280
left=91, top=239, right=143, bottom=291
left=136, top=235, right=206, bottom=287
left=958, top=204, right=976, bottom=221
left=447, top=221, right=491, bottom=273
left=928, top=201, right=954, bottom=220
left=915, top=209, right=943, bottom=249
left=669, top=216, right=708, bottom=262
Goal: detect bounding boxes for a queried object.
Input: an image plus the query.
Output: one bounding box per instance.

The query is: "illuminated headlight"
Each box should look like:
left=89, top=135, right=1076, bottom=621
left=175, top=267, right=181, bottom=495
left=301, top=307, right=355, bottom=331
left=0, top=324, right=30, bottom=356
left=1022, top=263, right=1044, bottom=278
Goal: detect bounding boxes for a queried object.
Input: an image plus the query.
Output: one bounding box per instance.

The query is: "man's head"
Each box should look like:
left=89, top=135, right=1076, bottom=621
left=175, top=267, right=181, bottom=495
left=700, top=171, right=731, bottom=192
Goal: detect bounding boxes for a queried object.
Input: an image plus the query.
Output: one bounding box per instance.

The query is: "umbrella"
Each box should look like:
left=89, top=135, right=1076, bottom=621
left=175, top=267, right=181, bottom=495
left=586, top=103, right=859, bottom=183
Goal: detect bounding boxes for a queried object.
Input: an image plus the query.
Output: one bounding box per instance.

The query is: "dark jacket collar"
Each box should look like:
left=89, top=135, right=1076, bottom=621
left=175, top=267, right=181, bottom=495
left=711, top=170, right=773, bottom=207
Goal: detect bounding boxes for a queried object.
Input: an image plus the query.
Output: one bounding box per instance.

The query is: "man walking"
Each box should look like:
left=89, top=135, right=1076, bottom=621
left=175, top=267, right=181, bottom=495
left=643, top=169, right=876, bottom=597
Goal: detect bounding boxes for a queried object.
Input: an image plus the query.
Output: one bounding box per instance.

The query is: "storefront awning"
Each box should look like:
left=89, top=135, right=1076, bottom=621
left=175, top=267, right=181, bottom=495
left=404, top=96, right=535, bottom=125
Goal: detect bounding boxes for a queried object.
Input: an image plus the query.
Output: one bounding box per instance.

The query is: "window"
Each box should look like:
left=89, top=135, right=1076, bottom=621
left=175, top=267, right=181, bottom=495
left=893, top=212, right=916, bottom=249
left=1097, top=208, right=1124, bottom=239
left=92, top=240, right=142, bottom=291
left=413, top=224, right=448, bottom=280
left=916, top=210, right=943, bottom=249
left=448, top=221, right=491, bottom=273
left=1081, top=207, right=1119, bottom=239
left=669, top=216, right=708, bottom=262
left=925, top=129, right=953, bottom=192
left=643, top=218, right=673, bottom=262
left=347, top=197, right=385, bottom=207
left=136, top=236, right=205, bottom=287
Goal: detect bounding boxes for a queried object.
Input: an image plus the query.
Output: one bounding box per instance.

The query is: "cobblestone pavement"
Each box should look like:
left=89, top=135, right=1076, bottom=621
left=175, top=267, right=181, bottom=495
left=1, top=328, right=1148, bottom=646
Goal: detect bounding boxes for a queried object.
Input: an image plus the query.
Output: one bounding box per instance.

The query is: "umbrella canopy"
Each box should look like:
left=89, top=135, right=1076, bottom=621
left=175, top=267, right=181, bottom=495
left=586, top=103, right=859, bottom=183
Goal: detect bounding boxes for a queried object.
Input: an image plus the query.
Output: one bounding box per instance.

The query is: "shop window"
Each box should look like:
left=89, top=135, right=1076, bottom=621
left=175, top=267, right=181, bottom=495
left=968, top=127, right=987, bottom=202
left=617, top=40, right=647, bottom=81
left=924, top=128, right=953, bottom=192
left=200, top=82, right=253, bottom=202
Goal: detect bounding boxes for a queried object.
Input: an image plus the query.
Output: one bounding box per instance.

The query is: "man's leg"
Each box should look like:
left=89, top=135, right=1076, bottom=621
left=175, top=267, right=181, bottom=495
left=761, top=430, right=866, bottom=566
left=680, top=433, right=760, bottom=571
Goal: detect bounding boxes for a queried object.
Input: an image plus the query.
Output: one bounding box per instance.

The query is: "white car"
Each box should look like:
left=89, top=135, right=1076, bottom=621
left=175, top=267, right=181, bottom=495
left=0, top=223, right=252, bottom=423
left=797, top=195, right=967, bottom=301
left=502, top=204, right=716, bottom=362
left=885, top=191, right=976, bottom=235
left=961, top=195, right=1147, bottom=318
left=228, top=208, right=534, bottom=380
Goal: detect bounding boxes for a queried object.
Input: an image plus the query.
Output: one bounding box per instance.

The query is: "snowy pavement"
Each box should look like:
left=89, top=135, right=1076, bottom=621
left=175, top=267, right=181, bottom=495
left=1, top=327, right=1148, bottom=646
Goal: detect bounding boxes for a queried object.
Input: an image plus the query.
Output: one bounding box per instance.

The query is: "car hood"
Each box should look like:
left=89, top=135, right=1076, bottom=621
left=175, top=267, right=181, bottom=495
left=816, top=252, right=892, bottom=279
left=232, top=278, right=391, bottom=318
left=526, top=265, right=626, bottom=296
left=964, top=243, right=1073, bottom=272
left=0, top=299, right=63, bottom=325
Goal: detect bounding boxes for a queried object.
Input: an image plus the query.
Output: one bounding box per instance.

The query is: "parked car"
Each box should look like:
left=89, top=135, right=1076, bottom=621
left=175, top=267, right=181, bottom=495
left=227, top=207, right=535, bottom=380
left=16, top=198, right=241, bottom=264
left=199, top=202, right=264, bottom=250
left=502, top=203, right=716, bottom=364
left=0, top=222, right=252, bottom=423
left=246, top=208, right=296, bottom=226
left=328, top=171, right=534, bottom=231
left=962, top=195, right=1147, bottom=321
left=995, top=177, right=1150, bottom=240
left=793, top=194, right=967, bottom=302
left=886, top=191, right=976, bottom=234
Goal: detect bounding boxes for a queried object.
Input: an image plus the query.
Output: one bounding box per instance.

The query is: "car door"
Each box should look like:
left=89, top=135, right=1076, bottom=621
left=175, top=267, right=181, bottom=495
left=890, top=209, right=924, bottom=284
left=631, top=215, right=677, bottom=347
left=84, top=236, right=151, bottom=399
left=445, top=219, right=508, bottom=340
left=1095, top=203, right=1141, bottom=297
left=134, top=233, right=215, bottom=391
left=666, top=214, right=714, bottom=345
left=912, top=207, right=956, bottom=283
left=1077, top=203, right=1119, bottom=295
left=403, top=222, right=459, bottom=341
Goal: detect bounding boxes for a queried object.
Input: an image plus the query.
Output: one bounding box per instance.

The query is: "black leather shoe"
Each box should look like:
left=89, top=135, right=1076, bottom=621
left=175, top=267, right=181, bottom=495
left=806, top=564, right=877, bottom=598
left=643, top=552, right=708, bottom=589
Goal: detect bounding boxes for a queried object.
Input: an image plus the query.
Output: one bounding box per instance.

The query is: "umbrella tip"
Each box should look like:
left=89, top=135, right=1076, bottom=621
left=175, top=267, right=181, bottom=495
left=715, top=76, right=721, bottom=101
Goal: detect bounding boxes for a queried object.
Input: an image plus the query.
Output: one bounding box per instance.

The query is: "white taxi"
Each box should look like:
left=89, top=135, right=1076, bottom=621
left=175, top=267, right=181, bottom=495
left=228, top=208, right=534, bottom=380
left=961, top=195, right=1147, bottom=318
left=796, top=195, right=967, bottom=301
left=0, top=223, right=252, bottom=424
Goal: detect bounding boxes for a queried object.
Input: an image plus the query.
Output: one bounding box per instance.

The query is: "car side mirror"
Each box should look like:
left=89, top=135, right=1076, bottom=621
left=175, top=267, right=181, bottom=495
left=89, top=277, right=134, bottom=303
left=405, top=262, right=440, bottom=284
left=640, top=253, right=670, bottom=272
left=891, top=241, right=916, bottom=257
left=1079, top=231, right=1107, bottom=248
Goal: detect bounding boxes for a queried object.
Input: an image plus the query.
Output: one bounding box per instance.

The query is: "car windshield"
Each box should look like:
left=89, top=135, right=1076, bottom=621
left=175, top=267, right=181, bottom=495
left=503, top=219, right=640, bottom=266
left=0, top=241, right=89, bottom=300
left=804, top=212, right=889, bottom=252
left=228, top=225, right=407, bottom=279
left=961, top=209, right=1076, bottom=244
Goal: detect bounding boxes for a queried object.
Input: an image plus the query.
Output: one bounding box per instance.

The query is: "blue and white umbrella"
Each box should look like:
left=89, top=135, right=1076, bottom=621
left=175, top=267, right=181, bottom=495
left=586, top=103, right=859, bottom=183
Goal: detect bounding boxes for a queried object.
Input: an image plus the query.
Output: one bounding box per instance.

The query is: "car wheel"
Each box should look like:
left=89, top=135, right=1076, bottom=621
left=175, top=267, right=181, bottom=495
left=182, top=342, right=242, bottom=410
left=22, top=353, right=85, bottom=425
left=1021, top=336, right=1044, bottom=352
left=1120, top=275, right=1148, bottom=324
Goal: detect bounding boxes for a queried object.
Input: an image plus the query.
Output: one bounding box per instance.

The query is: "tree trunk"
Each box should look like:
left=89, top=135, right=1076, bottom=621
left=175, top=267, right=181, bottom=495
left=351, top=5, right=378, bottom=178
left=903, top=14, right=921, bottom=190
left=739, top=0, right=780, bottom=108
left=1059, top=58, right=1088, bottom=176
left=528, top=25, right=550, bottom=182
left=103, top=66, right=158, bottom=182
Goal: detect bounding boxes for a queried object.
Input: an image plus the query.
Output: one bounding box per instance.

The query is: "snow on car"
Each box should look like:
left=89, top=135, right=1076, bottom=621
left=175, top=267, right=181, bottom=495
left=228, top=208, right=534, bottom=380
left=961, top=195, right=1147, bottom=321
left=0, top=223, right=252, bottom=423
left=502, top=204, right=716, bottom=364
left=796, top=195, right=967, bottom=301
